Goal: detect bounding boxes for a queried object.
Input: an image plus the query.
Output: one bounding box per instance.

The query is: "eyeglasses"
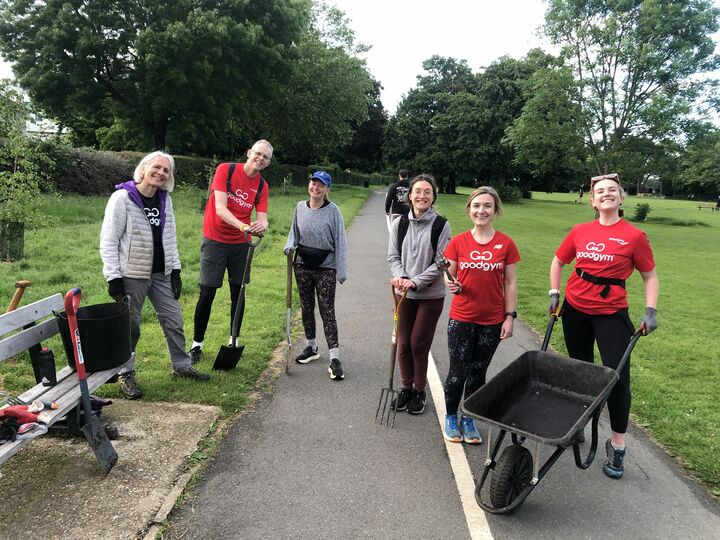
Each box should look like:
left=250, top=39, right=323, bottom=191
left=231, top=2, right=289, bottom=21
left=590, top=173, right=620, bottom=189
left=251, top=150, right=272, bottom=162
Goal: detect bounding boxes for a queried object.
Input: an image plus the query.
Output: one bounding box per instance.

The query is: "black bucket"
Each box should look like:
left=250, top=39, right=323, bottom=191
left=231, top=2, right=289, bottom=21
left=55, top=300, right=132, bottom=372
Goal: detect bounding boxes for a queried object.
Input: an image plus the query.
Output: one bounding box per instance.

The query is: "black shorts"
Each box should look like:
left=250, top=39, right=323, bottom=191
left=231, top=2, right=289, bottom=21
left=199, top=238, right=251, bottom=288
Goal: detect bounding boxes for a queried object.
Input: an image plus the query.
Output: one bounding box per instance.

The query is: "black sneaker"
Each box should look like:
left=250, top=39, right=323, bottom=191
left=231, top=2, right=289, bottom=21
left=328, top=358, right=344, bottom=380
left=188, top=346, right=203, bottom=364
left=407, top=390, right=427, bottom=414
left=172, top=366, right=210, bottom=381
left=391, top=388, right=413, bottom=411
left=294, top=346, right=319, bottom=364
left=603, top=438, right=626, bottom=479
left=118, top=371, right=143, bottom=400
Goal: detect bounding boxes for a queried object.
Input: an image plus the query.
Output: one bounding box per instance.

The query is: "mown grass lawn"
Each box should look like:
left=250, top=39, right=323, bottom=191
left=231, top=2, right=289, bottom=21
left=435, top=189, right=719, bottom=496
left=0, top=184, right=371, bottom=414
left=2, top=185, right=717, bottom=496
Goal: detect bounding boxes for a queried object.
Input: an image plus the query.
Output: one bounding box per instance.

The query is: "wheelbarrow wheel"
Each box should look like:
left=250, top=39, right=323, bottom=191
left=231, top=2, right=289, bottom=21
left=489, top=444, right=533, bottom=510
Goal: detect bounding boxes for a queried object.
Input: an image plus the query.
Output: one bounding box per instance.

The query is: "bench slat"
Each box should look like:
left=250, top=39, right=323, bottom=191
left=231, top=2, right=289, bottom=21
left=0, top=294, right=64, bottom=335
left=0, top=318, right=61, bottom=361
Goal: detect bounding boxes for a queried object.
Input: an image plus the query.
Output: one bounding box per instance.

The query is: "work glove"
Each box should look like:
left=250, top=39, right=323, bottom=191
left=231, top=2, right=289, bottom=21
left=639, top=307, right=657, bottom=335
left=549, top=293, right=560, bottom=316
left=171, top=269, right=182, bottom=300
left=108, top=278, right=125, bottom=302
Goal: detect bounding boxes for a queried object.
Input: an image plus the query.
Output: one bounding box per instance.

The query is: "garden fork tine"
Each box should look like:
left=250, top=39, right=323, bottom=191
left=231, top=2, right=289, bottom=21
left=375, top=287, right=406, bottom=428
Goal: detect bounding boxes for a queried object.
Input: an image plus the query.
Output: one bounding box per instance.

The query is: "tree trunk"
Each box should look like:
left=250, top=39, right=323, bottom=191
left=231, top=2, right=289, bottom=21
left=0, top=220, right=24, bottom=261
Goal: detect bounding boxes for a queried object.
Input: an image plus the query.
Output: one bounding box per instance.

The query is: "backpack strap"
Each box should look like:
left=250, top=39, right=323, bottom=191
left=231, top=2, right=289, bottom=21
left=225, top=162, right=236, bottom=194
left=430, top=215, right=447, bottom=260
left=397, top=213, right=447, bottom=261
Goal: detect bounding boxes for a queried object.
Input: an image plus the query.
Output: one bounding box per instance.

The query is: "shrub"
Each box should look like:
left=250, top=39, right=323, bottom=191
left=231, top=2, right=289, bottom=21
left=496, top=185, right=523, bottom=204
left=49, top=148, right=134, bottom=195
left=634, top=202, right=651, bottom=221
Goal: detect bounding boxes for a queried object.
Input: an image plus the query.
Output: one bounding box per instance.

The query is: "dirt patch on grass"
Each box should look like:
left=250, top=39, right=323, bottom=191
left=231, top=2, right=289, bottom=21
left=0, top=401, right=219, bottom=539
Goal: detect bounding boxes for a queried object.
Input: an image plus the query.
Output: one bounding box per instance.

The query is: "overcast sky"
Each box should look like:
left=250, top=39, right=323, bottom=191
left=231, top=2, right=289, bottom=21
left=2, top=0, right=718, bottom=117
left=330, top=0, right=551, bottom=112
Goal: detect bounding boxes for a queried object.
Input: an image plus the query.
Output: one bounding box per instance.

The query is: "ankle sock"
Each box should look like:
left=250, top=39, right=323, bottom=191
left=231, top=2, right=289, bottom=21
left=192, top=341, right=203, bottom=350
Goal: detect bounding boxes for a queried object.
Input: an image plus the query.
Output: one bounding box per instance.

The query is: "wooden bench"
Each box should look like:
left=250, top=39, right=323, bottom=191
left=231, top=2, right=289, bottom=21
left=0, top=293, right=130, bottom=469
left=697, top=203, right=717, bottom=211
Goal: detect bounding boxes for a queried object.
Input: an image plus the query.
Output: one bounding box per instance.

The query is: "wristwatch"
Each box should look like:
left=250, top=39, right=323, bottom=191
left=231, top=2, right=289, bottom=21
left=505, top=311, right=517, bottom=319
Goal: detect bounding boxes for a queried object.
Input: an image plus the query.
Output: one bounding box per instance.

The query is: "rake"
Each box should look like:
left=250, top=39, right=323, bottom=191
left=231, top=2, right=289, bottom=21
left=375, top=286, right=406, bottom=428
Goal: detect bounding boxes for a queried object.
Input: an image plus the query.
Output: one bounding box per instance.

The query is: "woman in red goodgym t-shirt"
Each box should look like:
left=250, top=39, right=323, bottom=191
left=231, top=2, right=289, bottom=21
left=549, top=173, right=659, bottom=480
left=441, top=186, right=520, bottom=445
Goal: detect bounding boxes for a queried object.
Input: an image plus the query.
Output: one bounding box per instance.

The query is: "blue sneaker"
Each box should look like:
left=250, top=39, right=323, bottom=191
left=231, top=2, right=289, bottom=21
left=603, top=438, right=626, bottom=479
left=444, top=415, right=462, bottom=443
left=460, top=417, right=482, bottom=444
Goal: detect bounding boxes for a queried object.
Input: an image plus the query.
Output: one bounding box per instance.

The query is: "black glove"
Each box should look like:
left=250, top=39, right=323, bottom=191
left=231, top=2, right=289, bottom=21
left=171, top=269, right=182, bottom=300
left=549, top=293, right=560, bottom=315
left=640, top=307, right=657, bottom=335
left=108, top=278, right=125, bottom=302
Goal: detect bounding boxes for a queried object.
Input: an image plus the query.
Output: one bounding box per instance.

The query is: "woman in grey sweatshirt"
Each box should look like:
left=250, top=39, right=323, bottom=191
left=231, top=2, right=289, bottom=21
left=284, top=171, right=348, bottom=380
left=388, top=173, right=451, bottom=414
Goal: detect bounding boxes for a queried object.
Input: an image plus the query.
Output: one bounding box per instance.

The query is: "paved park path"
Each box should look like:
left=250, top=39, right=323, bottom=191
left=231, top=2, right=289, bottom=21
left=164, top=190, right=720, bottom=539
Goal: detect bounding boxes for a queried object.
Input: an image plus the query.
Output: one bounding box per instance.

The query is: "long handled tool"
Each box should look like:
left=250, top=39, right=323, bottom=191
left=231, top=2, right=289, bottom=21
left=65, top=288, right=118, bottom=474
left=6, top=279, right=32, bottom=312
left=285, top=249, right=294, bottom=374
left=375, top=286, right=407, bottom=428
left=213, top=232, right=263, bottom=370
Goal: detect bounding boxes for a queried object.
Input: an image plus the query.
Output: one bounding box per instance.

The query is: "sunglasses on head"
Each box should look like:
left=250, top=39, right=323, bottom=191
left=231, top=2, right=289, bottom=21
left=590, top=173, right=620, bottom=188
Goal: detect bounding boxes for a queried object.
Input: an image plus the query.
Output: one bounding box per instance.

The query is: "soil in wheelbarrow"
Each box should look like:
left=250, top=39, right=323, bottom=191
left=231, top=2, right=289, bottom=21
left=463, top=349, right=617, bottom=445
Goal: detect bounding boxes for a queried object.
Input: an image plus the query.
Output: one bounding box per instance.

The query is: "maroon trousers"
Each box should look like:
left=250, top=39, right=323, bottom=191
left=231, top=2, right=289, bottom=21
left=396, top=296, right=445, bottom=391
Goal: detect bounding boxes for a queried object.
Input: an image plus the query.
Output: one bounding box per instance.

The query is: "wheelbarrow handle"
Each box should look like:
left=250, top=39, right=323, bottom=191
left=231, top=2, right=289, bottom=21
left=541, top=313, right=559, bottom=352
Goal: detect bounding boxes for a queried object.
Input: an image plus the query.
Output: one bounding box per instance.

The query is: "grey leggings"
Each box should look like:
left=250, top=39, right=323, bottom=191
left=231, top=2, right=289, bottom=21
left=294, top=263, right=339, bottom=349
left=444, top=318, right=502, bottom=416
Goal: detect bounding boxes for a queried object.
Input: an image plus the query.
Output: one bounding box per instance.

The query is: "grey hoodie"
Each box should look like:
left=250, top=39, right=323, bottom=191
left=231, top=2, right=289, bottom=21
left=388, top=207, right=451, bottom=300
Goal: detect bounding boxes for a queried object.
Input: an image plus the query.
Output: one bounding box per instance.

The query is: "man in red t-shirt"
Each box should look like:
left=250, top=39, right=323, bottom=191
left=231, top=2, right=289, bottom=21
left=189, top=140, right=272, bottom=362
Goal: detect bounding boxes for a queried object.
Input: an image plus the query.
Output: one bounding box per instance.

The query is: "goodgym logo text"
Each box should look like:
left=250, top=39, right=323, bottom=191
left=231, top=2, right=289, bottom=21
left=459, top=250, right=504, bottom=271
left=577, top=241, right=614, bottom=262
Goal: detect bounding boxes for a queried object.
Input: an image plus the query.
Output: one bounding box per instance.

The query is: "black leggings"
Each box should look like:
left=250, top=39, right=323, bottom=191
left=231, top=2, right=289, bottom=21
left=444, top=319, right=502, bottom=416
left=561, top=301, right=633, bottom=433
left=193, top=283, right=244, bottom=342
left=294, top=264, right=338, bottom=349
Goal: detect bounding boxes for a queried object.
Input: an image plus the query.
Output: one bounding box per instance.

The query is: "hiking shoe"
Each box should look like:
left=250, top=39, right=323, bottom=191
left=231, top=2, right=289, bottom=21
left=328, top=358, right=344, bottom=380
left=294, top=346, right=319, bottom=364
left=460, top=417, right=482, bottom=444
left=391, top=388, right=413, bottom=411
left=603, top=438, right=626, bottom=479
left=119, top=371, right=143, bottom=400
left=444, top=414, right=462, bottom=443
left=188, top=346, right=203, bottom=364
left=407, top=390, right=426, bottom=414
left=172, top=366, right=210, bottom=381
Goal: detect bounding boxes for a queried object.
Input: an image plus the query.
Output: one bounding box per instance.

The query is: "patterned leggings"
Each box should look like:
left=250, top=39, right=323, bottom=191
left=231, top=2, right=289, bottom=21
left=294, top=263, right=339, bottom=349
left=444, top=318, right=502, bottom=416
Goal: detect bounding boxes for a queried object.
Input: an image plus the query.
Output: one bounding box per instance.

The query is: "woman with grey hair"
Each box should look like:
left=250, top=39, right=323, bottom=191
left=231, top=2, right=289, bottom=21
left=100, top=151, right=209, bottom=399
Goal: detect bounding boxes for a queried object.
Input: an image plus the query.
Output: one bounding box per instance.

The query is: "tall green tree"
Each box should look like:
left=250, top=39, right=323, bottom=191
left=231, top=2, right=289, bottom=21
left=265, top=2, right=373, bottom=164
left=0, top=0, right=310, bottom=151
left=678, top=122, right=720, bottom=196
left=336, top=79, right=387, bottom=173
left=504, top=64, right=587, bottom=192
left=544, top=0, right=720, bottom=174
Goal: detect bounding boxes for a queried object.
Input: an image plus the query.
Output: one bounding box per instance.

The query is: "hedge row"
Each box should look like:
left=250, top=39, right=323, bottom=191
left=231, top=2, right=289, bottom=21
left=47, top=148, right=394, bottom=195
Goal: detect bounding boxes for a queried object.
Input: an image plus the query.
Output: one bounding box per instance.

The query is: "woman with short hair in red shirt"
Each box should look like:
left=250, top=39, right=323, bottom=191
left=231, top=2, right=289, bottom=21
left=549, top=173, right=659, bottom=480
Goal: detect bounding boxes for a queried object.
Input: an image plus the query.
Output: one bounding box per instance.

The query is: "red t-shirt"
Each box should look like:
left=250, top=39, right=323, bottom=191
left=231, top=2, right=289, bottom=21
left=556, top=219, right=655, bottom=314
left=202, top=162, right=269, bottom=244
left=444, top=230, right=520, bottom=325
